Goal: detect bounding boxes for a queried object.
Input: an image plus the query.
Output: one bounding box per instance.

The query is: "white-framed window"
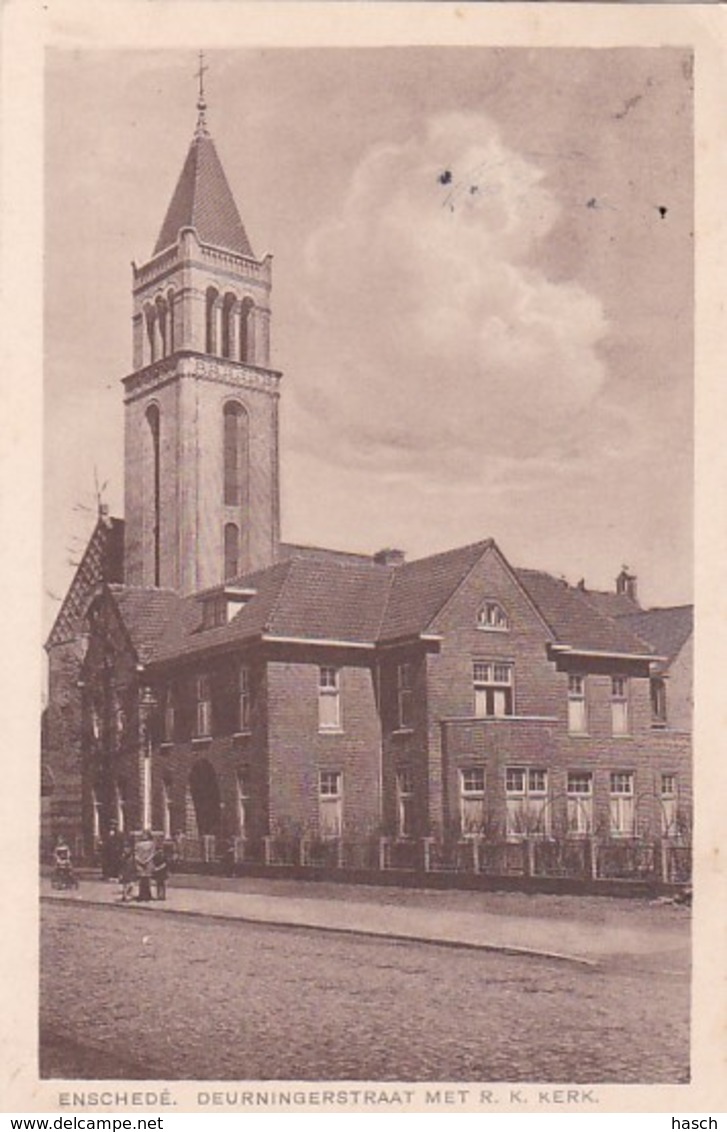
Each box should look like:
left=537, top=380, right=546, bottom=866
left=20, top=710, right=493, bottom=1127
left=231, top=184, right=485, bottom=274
left=651, top=678, right=667, bottom=726
left=566, top=771, right=593, bottom=836
left=319, top=771, right=343, bottom=838
left=460, top=766, right=486, bottom=836
left=318, top=667, right=341, bottom=731
left=162, top=779, right=172, bottom=839
left=396, top=768, right=414, bottom=838
left=163, top=686, right=175, bottom=743
left=609, top=771, right=635, bottom=837
left=195, top=674, right=212, bottom=738
left=473, top=661, right=513, bottom=718
left=477, top=601, right=510, bottom=632
left=114, top=782, right=126, bottom=833
left=236, top=769, right=250, bottom=838
left=611, top=676, right=630, bottom=736
left=91, top=787, right=102, bottom=842
left=567, top=674, right=587, bottom=734
left=505, top=766, right=549, bottom=838
left=238, top=665, right=251, bottom=732
left=661, top=773, right=678, bottom=837
left=396, top=663, right=414, bottom=730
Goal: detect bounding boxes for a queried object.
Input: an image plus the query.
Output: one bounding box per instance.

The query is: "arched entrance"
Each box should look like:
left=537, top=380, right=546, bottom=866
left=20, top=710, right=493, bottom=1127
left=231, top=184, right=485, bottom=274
left=189, top=759, right=221, bottom=837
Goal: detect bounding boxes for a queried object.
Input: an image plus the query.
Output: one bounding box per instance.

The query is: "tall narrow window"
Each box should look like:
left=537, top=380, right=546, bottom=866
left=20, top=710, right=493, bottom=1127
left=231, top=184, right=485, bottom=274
left=224, top=523, right=240, bottom=580
left=167, top=290, right=175, bottom=354
left=163, top=686, right=175, bottom=744
left=396, top=768, right=414, bottom=838
left=238, top=665, right=251, bottom=732
left=223, top=402, right=247, bottom=506
left=205, top=287, right=219, bottom=354
left=651, top=678, right=667, bottom=727
left=661, top=774, right=678, bottom=837
left=236, top=769, right=250, bottom=838
left=460, top=767, right=486, bottom=836
left=146, top=404, right=161, bottom=586
left=611, top=676, right=630, bottom=736
left=319, top=771, right=343, bottom=838
left=566, top=771, right=593, bottom=836
left=91, top=787, right=102, bottom=842
left=473, top=662, right=513, bottom=718
left=609, top=772, right=635, bottom=837
left=114, top=782, right=126, bottom=833
left=221, top=293, right=236, bottom=359
left=318, top=667, right=341, bottom=731
left=567, top=674, right=587, bottom=734
left=239, top=298, right=254, bottom=363
left=195, top=675, right=212, bottom=738
left=396, top=663, right=413, bottom=730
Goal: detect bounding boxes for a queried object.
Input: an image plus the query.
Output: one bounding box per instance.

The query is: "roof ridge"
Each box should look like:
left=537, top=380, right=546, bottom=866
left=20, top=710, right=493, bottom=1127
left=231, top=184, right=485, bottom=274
left=402, top=537, right=494, bottom=573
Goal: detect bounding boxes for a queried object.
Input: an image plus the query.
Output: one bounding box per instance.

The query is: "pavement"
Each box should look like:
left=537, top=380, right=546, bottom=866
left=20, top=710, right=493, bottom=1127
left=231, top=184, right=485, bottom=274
left=41, top=872, right=689, bottom=969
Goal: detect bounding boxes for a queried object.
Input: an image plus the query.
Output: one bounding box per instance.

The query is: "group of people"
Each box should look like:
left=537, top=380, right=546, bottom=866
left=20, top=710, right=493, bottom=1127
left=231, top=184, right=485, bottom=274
left=102, top=825, right=170, bottom=903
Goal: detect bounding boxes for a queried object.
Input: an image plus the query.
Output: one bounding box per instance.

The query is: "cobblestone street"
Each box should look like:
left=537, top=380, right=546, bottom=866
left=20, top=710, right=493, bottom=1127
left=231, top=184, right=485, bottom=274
left=41, top=899, right=689, bottom=1083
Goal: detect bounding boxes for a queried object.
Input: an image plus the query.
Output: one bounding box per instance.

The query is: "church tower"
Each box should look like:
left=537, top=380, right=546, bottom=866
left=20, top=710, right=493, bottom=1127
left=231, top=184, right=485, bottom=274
left=122, top=71, right=281, bottom=594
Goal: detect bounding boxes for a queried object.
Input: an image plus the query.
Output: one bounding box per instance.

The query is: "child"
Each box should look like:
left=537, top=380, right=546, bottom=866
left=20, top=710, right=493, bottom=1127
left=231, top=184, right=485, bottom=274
left=119, top=844, right=135, bottom=903
left=152, top=843, right=168, bottom=901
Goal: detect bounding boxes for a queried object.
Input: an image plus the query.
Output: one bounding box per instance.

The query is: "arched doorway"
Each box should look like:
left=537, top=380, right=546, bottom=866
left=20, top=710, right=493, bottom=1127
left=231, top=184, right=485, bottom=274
left=189, top=759, right=221, bottom=837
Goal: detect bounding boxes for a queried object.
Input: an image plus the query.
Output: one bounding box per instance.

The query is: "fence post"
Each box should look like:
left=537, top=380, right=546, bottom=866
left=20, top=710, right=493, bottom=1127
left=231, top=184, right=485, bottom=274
left=588, top=836, right=598, bottom=880
left=658, top=838, right=669, bottom=883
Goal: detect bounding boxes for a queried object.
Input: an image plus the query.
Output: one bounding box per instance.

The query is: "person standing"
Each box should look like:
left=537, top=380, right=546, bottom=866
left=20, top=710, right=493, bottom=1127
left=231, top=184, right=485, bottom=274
left=134, top=830, right=155, bottom=902
left=152, top=843, right=168, bottom=901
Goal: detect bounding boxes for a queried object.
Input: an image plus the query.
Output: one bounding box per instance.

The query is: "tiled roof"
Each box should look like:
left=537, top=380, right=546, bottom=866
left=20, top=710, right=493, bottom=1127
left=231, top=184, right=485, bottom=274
left=266, top=557, right=393, bottom=643
left=514, top=569, right=655, bottom=656
left=154, top=132, right=254, bottom=258
left=379, top=540, right=493, bottom=642
left=619, top=606, right=693, bottom=669
left=110, top=587, right=184, bottom=664
left=580, top=590, right=641, bottom=618
left=46, top=516, right=125, bottom=649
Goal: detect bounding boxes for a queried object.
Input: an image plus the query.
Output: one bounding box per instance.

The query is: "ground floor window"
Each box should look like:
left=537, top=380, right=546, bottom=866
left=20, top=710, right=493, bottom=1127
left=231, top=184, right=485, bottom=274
left=566, top=771, right=593, bottom=836
left=460, top=766, right=486, bottom=836
left=661, top=773, right=678, bottom=837
left=609, top=771, right=635, bottom=837
left=396, top=768, right=414, bottom=838
left=319, top=771, right=343, bottom=839
left=505, top=767, right=548, bottom=837
left=236, top=769, right=250, bottom=838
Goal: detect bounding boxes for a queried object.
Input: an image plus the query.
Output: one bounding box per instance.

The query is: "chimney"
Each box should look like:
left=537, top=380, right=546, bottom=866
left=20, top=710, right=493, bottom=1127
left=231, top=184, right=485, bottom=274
left=374, top=548, right=406, bottom=567
left=616, top=567, right=638, bottom=602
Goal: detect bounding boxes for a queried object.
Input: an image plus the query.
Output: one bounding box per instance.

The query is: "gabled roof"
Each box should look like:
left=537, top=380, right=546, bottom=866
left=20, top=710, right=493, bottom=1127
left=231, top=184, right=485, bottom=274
left=110, top=586, right=185, bottom=665
left=46, top=515, right=125, bottom=649
left=278, top=542, right=375, bottom=567
left=580, top=590, right=641, bottom=618
left=154, top=131, right=254, bottom=258
left=619, top=606, right=693, bottom=670
left=514, top=568, right=654, bottom=657
left=379, top=540, right=493, bottom=642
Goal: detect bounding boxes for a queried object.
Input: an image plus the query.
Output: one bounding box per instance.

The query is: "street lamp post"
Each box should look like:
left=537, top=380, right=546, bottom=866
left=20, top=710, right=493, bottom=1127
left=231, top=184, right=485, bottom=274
left=139, top=686, right=157, bottom=832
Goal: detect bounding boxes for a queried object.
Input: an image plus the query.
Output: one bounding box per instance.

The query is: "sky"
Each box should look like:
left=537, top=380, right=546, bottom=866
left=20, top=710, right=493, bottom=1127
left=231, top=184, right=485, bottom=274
left=44, top=46, right=693, bottom=632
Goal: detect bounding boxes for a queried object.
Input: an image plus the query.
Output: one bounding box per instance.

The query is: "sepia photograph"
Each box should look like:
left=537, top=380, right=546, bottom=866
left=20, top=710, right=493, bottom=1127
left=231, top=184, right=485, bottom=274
left=38, top=41, right=695, bottom=1088
left=2, top=1, right=724, bottom=1115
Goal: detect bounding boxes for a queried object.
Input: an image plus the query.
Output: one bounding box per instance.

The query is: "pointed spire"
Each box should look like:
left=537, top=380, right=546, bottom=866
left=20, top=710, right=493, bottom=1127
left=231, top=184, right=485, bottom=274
left=195, top=50, right=209, bottom=138
left=152, top=54, right=254, bottom=259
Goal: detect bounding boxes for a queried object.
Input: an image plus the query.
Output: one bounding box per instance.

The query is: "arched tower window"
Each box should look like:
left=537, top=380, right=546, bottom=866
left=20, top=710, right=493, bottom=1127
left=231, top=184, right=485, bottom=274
left=145, top=305, right=157, bottom=364
left=221, top=293, right=237, bottom=360
left=166, top=289, right=175, bottom=354
left=223, top=401, right=248, bottom=507
left=224, top=523, right=240, bottom=580
left=239, top=298, right=254, bottom=364
left=146, top=403, right=161, bottom=586
left=205, top=287, right=220, bottom=354
left=156, top=297, right=168, bottom=357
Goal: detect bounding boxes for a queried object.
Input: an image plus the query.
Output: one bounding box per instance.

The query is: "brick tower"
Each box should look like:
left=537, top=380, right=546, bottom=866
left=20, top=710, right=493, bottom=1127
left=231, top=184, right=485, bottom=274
left=122, top=76, right=281, bottom=594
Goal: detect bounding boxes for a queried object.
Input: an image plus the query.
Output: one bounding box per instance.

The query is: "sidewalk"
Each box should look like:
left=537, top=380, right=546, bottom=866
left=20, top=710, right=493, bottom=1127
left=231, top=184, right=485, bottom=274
left=42, top=873, right=689, bottom=969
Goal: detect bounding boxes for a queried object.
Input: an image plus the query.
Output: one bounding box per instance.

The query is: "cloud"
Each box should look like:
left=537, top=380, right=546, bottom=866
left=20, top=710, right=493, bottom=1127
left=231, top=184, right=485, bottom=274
left=289, top=112, right=609, bottom=477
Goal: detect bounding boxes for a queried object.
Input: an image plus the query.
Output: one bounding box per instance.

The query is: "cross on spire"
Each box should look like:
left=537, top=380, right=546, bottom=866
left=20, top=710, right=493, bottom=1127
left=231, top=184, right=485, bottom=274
left=195, top=51, right=209, bottom=136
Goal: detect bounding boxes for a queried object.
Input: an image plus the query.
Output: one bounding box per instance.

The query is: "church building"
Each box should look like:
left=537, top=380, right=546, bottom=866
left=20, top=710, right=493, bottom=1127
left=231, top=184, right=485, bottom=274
left=43, top=85, right=692, bottom=881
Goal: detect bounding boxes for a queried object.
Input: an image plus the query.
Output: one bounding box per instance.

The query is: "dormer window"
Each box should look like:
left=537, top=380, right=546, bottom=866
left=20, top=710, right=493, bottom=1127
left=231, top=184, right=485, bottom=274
left=477, top=601, right=509, bottom=632
left=199, top=585, right=257, bottom=630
